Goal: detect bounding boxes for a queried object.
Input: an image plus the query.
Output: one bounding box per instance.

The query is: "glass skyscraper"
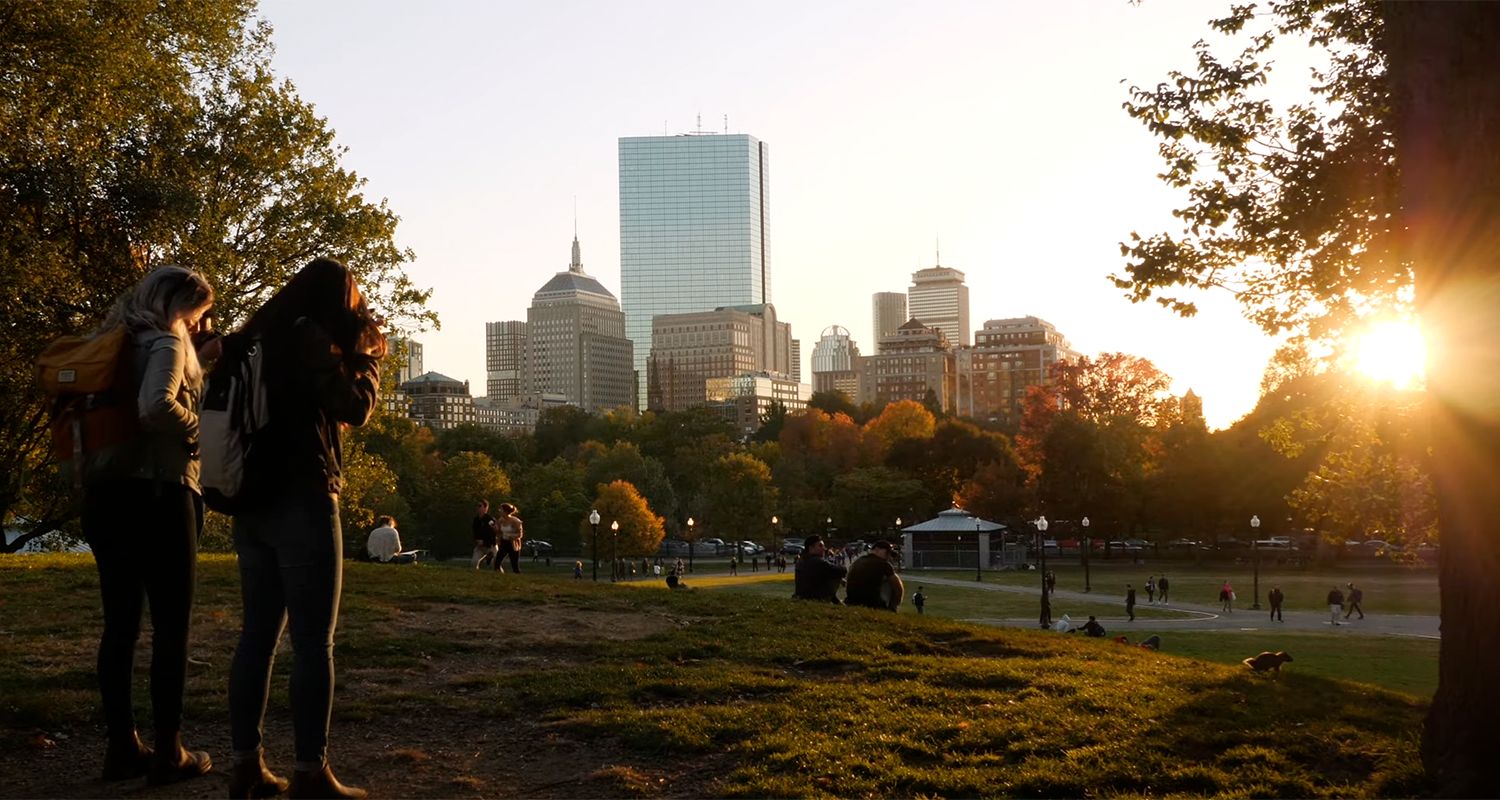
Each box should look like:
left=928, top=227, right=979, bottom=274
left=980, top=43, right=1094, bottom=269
left=619, top=133, right=770, bottom=407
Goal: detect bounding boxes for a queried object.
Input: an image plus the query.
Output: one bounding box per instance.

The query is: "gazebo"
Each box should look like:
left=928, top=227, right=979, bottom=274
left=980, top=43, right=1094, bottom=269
left=899, top=507, right=1011, bottom=570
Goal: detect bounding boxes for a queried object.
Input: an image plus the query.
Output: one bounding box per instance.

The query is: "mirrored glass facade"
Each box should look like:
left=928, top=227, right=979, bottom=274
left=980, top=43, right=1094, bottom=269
left=619, top=134, right=769, bottom=407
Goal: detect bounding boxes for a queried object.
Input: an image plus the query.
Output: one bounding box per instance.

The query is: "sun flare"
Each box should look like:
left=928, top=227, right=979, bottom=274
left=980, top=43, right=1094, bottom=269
left=1353, top=321, right=1427, bottom=389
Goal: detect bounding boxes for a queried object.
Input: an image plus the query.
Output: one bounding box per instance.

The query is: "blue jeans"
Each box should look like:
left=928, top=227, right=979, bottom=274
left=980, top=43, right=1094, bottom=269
left=228, top=493, right=342, bottom=767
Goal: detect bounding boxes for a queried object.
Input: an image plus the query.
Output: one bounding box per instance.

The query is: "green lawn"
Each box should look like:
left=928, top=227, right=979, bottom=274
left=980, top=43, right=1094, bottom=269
left=700, top=572, right=1183, bottom=621
left=919, top=561, right=1440, bottom=615
left=0, top=553, right=1432, bottom=798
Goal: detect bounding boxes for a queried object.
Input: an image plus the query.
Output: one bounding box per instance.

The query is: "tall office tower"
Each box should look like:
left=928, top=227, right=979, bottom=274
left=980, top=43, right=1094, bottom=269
left=960, top=316, right=1079, bottom=423
left=790, top=339, right=802, bottom=384
left=907, top=264, right=970, bottom=347
left=856, top=320, right=956, bottom=412
left=485, top=320, right=529, bottom=403
left=524, top=236, right=635, bottom=413
left=872, top=292, right=907, bottom=341
left=810, top=325, right=860, bottom=397
left=391, top=338, right=424, bottom=385
left=647, top=304, right=791, bottom=412
left=620, top=133, right=770, bottom=407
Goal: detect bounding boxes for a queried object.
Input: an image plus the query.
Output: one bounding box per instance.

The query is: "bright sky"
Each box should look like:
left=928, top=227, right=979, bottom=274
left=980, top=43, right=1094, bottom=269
left=258, top=0, right=1285, bottom=429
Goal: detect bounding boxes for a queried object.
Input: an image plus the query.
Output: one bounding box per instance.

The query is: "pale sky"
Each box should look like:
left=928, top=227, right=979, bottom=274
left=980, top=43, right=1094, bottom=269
left=258, top=0, right=1286, bottom=429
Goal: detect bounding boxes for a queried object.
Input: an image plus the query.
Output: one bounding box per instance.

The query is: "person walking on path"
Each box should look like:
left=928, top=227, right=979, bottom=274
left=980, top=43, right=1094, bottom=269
left=1146, top=576, right=1156, bottom=604
left=1219, top=580, right=1235, bottom=613
left=75, top=266, right=217, bottom=787
left=471, top=501, right=498, bottom=570
left=1157, top=575, right=1170, bottom=604
left=729, top=556, right=738, bottom=576
left=1268, top=586, right=1285, bottom=622
left=1327, top=585, right=1346, bottom=626
left=913, top=587, right=926, bottom=614
left=495, top=503, right=524, bottom=573
left=1126, top=584, right=1137, bottom=621
left=1344, top=582, right=1365, bottom=619
left=225, top=258, right=385, bottom=799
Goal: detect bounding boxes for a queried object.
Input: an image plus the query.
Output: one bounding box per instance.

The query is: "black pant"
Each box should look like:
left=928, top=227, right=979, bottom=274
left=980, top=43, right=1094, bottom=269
left=1271, top=604, right=1283, bottom=621
left=82, top=479, right=202, bottom=744
left=228, top=493, right=342, bottom=767
left=1345, top=601, right=1363, bottom=619
left=498, top=541, right=520, bottom=572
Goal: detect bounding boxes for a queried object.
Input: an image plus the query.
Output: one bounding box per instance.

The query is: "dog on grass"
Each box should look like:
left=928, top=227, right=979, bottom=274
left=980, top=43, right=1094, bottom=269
left=1243, top=651, right=1293, bottom=672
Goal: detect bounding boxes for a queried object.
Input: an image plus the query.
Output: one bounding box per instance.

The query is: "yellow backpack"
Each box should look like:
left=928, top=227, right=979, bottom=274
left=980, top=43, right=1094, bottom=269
left=35, top=327, right=139, bottom=483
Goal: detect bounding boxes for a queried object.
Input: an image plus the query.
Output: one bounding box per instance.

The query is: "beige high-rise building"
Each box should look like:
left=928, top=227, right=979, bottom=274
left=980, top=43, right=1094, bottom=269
left=856, top=319, right=956, bottom=412
left=647, top=304, right=793, bottom=412
left=907, top=264, right=970, bottom=347
left=958, top=316, right=1079, bottom=423
left=523, top=236, right=635, bottom=413
left=485, top=321, right=528, bottom=403
left=872, top=292, right=907, bottom=342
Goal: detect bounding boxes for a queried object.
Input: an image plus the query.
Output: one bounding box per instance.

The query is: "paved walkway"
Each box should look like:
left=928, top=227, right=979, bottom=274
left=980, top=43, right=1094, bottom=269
left=912, top=575, right=1440, bottom=638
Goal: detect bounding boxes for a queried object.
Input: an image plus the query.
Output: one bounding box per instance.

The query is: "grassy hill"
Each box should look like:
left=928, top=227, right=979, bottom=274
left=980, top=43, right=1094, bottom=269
left=0, top=555, right=1429, bottom=798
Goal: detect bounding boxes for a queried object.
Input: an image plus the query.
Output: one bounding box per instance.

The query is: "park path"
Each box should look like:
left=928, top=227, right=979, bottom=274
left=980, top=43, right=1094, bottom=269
left=911, top=574, right=1441, bottom=638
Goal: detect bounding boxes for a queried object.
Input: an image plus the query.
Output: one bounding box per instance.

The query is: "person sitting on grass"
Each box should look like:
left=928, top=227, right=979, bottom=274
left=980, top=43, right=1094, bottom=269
left=792, top=535, right=846, bottom=603
left=365, top=516, right=419, bottom=564
left=1079, top=616, right=1107, bottom=637
left=845, top=540, right=904, bottom=611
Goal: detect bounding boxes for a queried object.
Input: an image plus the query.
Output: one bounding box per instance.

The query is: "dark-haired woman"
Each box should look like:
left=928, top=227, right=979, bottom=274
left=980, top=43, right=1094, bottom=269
left=225, top=257, right=385, bottom=800
left=82, top=266, right=216, bottom=785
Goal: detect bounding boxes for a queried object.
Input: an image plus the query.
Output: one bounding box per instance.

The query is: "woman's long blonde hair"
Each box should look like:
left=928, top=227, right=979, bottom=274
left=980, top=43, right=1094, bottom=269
left=100, top=265, right=214, bottom=379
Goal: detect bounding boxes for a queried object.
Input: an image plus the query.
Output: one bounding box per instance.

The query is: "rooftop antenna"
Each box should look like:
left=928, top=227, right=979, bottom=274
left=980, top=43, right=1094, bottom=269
left=935, top=236, right=941, bottom=266
left=723, top=114, right=728, bottom=133
left=573, top=196, right=578, bottom=237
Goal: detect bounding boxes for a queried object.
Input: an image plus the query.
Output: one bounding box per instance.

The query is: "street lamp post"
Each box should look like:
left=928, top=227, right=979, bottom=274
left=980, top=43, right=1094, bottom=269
left=1250, top=515, right=1262, bottom=610
left=1036, top=516, right=1051, bottom=628
left=974, top=518, right=983, bottom=582
left=686, top=517, right=695, bottom=574
left=589, top=509, right=601, bottom=582
left=1081, top=516, right=1092, bottom=593
left=610, top=520, right=620, bottom=583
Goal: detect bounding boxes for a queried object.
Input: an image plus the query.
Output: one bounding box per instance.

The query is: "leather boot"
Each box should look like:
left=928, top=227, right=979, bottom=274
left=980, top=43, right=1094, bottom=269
left=147, top=732, right=212, bottom=786
left=229, top=752, right=290, bottom=798
left=101, top=730, right=152, bottom=781
left=287, top=764, right=367, bottom=800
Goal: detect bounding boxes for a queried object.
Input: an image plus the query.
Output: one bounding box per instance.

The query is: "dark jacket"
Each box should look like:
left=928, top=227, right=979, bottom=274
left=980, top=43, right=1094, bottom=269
left=252, top=318, right=380, bottom=497
left=793, top=555, right=846, bottom=603
left=1327, top=588, right=1345, bottom=606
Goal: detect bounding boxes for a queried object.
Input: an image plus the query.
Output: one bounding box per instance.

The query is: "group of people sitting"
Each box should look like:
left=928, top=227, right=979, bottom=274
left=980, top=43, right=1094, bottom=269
left=791, top=535, right=905, bottom=610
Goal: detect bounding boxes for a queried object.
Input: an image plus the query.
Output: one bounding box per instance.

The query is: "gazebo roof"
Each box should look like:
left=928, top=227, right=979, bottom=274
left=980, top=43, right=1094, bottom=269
left=900, top=507, right=1007, bottom=533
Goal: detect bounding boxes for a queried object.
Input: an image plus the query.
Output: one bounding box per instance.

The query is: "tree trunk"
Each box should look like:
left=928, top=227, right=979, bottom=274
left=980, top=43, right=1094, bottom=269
left=1387, top=3, right=1500, bottom=796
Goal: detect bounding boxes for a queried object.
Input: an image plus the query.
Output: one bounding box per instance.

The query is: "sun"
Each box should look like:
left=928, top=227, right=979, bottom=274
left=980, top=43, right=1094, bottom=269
left=1352, top=320, right=1427, bottom=389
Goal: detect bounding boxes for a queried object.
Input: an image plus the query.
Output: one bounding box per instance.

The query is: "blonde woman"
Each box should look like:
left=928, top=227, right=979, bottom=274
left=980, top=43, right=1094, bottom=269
left=81, top=266, right=216, bottom=785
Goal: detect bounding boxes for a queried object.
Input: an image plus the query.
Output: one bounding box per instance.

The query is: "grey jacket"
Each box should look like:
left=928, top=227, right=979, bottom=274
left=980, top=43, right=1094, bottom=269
left=85, top=329, right=203, bottom=493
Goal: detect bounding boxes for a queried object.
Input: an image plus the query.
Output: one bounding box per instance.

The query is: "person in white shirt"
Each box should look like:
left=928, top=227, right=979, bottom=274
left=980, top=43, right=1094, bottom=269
left=366, top=516, right=416, bottom=563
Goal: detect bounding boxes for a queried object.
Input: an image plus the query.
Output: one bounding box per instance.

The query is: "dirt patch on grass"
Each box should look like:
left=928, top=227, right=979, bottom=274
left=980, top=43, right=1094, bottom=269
left=0, top=602, right=706, bottom=799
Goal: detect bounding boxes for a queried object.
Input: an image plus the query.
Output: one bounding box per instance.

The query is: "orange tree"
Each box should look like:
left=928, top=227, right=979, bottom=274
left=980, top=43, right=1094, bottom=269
left=582, top=480, right=665, bottom=559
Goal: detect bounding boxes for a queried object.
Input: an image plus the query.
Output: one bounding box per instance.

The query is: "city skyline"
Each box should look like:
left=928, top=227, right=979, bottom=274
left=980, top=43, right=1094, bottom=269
left=257, top=0, right=1289, bottom=429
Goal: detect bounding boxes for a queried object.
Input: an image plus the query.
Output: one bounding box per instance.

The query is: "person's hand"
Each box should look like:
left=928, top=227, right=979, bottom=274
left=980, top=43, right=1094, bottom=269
left=194, top=333, right=223, bottom=363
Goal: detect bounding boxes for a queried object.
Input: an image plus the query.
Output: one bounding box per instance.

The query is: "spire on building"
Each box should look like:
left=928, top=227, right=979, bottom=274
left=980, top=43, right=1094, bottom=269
left=570, top=234, right=583, bottom=273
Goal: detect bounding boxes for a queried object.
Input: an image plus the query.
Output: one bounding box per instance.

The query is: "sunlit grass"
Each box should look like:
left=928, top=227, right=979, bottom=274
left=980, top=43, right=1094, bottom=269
left=0, top=553, right=1432, bottom=797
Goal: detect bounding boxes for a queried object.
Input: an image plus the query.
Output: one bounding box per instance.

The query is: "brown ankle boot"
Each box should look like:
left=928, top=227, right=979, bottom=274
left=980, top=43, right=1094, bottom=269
left=229, top=752, right=290, bottom=798
left=101, top=730, right=152, bottom=781
left=287, top=764, right=366, bottom=799
left=146, top=733, right=212, bottom=786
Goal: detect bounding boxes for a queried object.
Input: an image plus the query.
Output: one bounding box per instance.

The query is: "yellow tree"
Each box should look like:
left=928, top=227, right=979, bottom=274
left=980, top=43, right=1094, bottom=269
left=862, top=400, right=937, bottom=450
left=582, top=480, right=665, bottom=559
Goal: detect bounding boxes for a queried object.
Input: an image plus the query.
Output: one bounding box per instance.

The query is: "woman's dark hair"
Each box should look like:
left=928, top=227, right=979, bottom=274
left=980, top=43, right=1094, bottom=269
left=242, top=258, right=387, bottom=358
left=498, top=503, right=517, bottom=516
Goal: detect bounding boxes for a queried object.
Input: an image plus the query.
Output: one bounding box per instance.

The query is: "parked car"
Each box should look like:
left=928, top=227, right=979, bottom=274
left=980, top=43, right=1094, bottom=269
left=779, top=540, right=805, bottom=556
left=659, top=539, right=690, bottom=555
left=1123, top=538, right=1151, bottom=549
left=739, top=540, right=765, bottom=555
left=524, top=539, right=554, bottom=556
